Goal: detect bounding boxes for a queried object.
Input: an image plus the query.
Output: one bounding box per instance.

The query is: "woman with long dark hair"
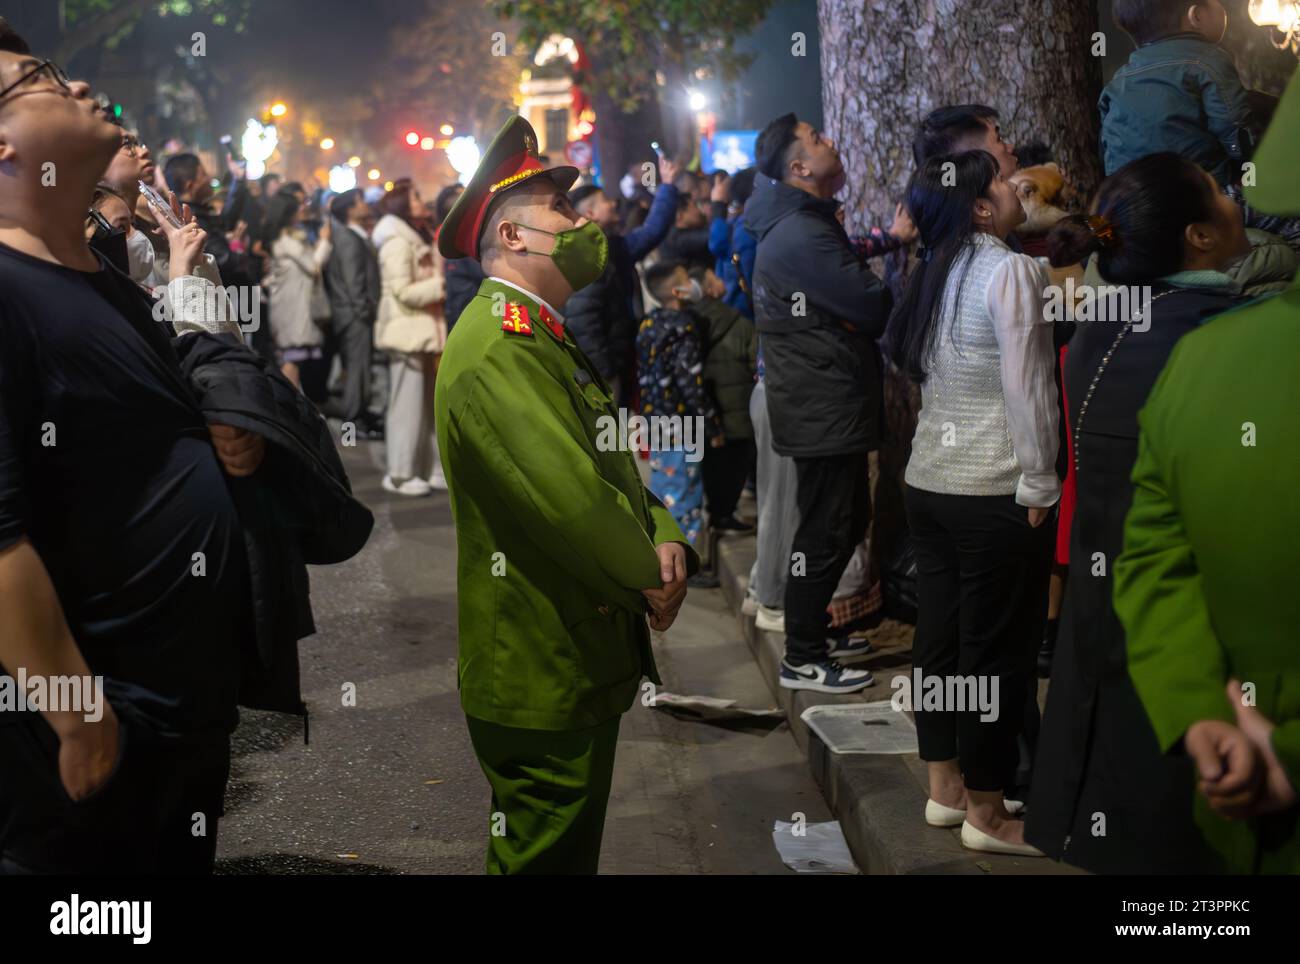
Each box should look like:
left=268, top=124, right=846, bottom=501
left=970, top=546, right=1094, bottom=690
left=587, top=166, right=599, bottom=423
left=885, top=150, right=1059, bottom=856
left=1024, top=153, right=1251, bottom=873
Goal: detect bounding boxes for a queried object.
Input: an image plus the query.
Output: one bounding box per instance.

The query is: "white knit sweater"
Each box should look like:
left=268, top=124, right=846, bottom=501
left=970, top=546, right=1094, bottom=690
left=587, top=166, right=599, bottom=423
left=904, top=233, right=1060, bottom=507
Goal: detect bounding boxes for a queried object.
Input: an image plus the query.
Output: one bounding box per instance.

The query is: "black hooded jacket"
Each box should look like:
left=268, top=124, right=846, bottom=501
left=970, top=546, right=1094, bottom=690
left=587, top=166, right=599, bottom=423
left=745, top=175, right=892, bottom=457
left=173, top=332, right=374, bottom=717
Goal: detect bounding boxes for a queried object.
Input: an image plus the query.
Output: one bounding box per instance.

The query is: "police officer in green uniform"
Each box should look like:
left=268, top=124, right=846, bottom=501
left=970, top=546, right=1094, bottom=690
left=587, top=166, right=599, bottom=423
left=434, top=117, right=699, bottom=874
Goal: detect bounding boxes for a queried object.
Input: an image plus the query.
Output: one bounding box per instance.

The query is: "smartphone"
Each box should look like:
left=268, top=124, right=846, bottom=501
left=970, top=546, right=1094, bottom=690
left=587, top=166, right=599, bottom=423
left=139, top=180, right=184, bottom=229
left=220, top=133, right=244, bottom=163
left=651, top=141, right=664, bottom=159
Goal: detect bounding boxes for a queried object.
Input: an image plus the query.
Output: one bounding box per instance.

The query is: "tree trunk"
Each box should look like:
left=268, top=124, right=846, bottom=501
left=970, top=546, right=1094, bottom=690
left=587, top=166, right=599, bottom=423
left=817, top=0, right=1102, bottom=578
left=819, top=0, right=1102, bottom=233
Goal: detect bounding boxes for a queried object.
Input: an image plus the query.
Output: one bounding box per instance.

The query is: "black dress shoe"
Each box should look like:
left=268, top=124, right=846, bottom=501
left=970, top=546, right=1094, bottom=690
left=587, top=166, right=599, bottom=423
left=711, top=515, right=755, bottom=533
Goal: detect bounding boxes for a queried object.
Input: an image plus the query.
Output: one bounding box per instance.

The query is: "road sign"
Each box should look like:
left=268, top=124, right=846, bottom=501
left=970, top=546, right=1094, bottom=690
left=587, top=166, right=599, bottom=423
left=565, top=139, right=593, bottom=168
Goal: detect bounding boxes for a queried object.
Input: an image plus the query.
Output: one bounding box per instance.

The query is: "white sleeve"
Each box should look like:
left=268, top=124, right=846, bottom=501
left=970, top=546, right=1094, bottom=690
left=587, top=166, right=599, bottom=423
left=312, top=237, right=333, bottom=271
left=167, top=275, right=242, bottom=338
left=987, top=253, right=1061, bottom=507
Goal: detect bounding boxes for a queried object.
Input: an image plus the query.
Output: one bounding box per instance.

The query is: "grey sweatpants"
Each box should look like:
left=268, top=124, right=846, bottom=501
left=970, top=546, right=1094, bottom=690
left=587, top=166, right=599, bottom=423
left=747, top=379, right=799, bottom=607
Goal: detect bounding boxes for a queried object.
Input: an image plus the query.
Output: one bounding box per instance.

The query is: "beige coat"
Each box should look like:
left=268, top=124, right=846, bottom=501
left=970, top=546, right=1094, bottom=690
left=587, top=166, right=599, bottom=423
left=372, top=213, right=446, bottom=354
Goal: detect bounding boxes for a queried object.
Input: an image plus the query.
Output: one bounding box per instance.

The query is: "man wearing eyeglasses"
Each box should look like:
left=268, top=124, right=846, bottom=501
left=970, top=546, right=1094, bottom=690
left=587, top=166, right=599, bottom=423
left=0, top=19, right=262, bottom=873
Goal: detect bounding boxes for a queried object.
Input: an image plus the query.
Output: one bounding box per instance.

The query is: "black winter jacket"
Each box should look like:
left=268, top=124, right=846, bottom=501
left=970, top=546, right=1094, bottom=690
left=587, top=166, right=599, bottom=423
left=444, top=256, right=485, bottom=332
left=564, top=258, right=636, bottom=381
left=746, top=175, right=892, bottom=457
left=174, top=333, right=374, bottom=717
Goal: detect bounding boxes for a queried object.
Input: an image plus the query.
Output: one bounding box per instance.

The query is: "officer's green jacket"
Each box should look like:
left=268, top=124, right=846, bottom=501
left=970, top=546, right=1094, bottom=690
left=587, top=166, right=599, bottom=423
left=435, top=277, right=698, bottom=731
left=1113, top=271, right=1300, bottom=874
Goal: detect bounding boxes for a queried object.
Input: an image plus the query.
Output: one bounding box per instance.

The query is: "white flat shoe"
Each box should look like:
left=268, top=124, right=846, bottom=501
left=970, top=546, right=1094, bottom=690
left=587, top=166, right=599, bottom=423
left=755, top=605, right=785, bottom=633
left=960, top=820, right=1045, bottom=857
left=383, top=475, right=432, bottom=497
left=925, top=799, right=966, bottom=827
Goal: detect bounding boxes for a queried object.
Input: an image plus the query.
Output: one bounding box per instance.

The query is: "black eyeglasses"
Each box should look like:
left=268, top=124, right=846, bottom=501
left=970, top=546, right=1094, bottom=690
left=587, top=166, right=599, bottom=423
left=121, top=133, right=147, bottom=157
left=0, top=59, right=72, bottom=102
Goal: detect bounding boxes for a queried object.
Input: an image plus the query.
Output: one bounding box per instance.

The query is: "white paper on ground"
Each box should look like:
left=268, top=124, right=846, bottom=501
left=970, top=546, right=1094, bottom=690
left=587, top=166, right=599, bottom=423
left=772, top=819, right=859, bottom=874
left=649, top=691, right=784, bottom=720
left=800, top=700, right=918, bottom=754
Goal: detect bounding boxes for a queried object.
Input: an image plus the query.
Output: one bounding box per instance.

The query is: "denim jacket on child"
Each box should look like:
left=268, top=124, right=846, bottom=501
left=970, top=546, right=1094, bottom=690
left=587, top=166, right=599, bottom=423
left=1099, top=33, right=1255, bottom=186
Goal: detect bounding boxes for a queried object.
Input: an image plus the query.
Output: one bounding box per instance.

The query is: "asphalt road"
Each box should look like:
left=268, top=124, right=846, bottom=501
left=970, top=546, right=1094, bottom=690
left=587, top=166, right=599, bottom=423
left=215, top=437, right=829, bottom=874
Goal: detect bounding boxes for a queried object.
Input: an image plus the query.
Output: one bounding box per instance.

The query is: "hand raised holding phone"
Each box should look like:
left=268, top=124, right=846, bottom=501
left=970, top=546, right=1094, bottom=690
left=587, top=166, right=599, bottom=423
left=140, top=181, right=207, bottom=280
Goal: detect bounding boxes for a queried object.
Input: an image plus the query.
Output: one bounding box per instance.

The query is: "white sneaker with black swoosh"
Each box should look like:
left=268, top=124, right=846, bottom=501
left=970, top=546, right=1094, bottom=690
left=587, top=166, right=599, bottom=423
left=779, top=658, right=874, bottom=693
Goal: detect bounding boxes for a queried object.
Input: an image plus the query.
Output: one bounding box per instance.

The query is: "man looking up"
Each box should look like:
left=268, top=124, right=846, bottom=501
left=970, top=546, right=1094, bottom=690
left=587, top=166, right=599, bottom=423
left=746, top=112, right=892, bottom=694
left=0, top=19, right=263, bottom=874
left=434, top=117, right=699, bottom=874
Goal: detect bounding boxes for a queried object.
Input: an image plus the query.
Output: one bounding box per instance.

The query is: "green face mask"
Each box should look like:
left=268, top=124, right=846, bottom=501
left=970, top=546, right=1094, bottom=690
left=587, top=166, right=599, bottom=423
left=516, top=220, right=608, bottom=291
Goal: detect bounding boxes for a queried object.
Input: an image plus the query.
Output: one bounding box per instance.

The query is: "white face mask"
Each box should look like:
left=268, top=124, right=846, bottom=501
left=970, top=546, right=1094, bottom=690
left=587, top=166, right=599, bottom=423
left=125, top=227, right=155, bottom=282
left=675, top=278, right=703, bottom=303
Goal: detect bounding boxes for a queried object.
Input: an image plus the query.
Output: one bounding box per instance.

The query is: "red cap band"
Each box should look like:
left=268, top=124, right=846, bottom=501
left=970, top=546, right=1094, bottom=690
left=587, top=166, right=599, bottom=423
left=457, top=150, right=545, bottom=259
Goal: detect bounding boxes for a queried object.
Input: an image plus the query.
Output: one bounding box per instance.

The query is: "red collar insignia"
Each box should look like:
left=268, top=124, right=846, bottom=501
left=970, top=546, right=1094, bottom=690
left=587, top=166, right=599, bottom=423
left=538, top=305, right=565, bottom=342
left=502, top=303, right=533, bottom=337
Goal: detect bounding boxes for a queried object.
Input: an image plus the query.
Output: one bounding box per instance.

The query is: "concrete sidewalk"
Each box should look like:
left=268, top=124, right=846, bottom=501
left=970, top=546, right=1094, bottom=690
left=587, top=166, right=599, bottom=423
left=711, top=535, right=1083, bottom=876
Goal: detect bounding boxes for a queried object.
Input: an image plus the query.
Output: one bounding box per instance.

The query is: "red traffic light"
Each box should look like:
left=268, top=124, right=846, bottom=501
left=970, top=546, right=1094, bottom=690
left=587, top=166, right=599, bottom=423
left=404, top=131, right=420, bottom=146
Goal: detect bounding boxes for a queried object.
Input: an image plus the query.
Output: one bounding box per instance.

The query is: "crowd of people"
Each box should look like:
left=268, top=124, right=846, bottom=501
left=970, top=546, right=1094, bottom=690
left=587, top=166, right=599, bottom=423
left=729, top=0, right=1298, bottom=874
left=0, top=0, right=1297, bottom=877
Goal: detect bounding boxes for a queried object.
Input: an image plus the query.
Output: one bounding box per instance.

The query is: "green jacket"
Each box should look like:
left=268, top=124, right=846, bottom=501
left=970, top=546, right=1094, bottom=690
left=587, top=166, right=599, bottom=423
left=435, top=277, right=698, bottom=731
left=1114, top=272, right=1300, bottom=874
left=690, top=298, right=757, bottom=441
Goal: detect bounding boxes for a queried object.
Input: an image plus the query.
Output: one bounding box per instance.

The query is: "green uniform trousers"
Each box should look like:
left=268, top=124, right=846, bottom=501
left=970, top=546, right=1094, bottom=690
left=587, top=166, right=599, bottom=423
left=466, top=715, right=621, bottom=875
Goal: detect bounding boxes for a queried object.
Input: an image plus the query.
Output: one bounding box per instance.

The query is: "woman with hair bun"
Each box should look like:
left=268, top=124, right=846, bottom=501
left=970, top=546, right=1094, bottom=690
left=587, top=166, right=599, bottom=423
left=1026, top=152, right=1250, bottom=873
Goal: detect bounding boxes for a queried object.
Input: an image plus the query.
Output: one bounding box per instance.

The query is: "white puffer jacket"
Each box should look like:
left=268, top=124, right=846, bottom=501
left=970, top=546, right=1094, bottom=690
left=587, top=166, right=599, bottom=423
left=372, top=213, right=446, bottom=354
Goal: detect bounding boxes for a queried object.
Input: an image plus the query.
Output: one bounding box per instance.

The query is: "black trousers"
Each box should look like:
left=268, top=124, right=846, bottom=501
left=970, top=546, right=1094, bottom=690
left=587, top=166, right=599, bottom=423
left=905, top=487, right=1052, bottom=792
left=0, top=714, right=231, bottom=874
left=703, top=438, right=756, bottom=522
left=324, top=318, right=374, bottom=424
left=783, top=450, right=872, bottom=663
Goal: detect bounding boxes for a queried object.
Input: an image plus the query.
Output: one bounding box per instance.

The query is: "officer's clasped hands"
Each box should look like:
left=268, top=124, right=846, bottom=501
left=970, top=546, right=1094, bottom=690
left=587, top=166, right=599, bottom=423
left=642, top=542, right=688, bottom=631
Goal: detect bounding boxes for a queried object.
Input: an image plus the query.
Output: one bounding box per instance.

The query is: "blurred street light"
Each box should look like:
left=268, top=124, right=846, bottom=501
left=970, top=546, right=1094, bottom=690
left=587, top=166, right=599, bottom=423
left=269, top=102, right=288, bottom=118
left=242, top=118, right=278, bottom=181
left=446, top=136, right=481, bottom=186
left=420, top=136, right=436, bottom=151
left=687, top=89, right=707, bottom=111
left=347, top=155, right=361, bottom=167
left=329, top=164, right=357, bottom=193
left=367, top=168, right=381, bottom=180
left=405, top=131, right=420, bottom=146
left=439, top=124, right=454, bottom=136
left=319, top=137, right=335, bottom=150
